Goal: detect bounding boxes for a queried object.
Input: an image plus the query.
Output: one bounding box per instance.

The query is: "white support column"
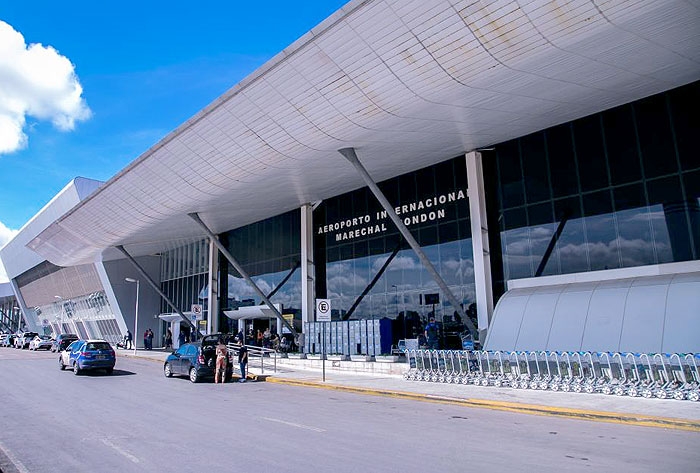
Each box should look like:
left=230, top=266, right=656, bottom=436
left=207, top=238, right=219, bottom=334
left=466, top=151, right=494, bottom=342
left=301, top=204, right=315, bottom=328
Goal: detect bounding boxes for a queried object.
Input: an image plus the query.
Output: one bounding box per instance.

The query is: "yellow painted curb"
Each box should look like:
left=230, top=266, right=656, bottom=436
left=265, top=377, right=700, bottom=432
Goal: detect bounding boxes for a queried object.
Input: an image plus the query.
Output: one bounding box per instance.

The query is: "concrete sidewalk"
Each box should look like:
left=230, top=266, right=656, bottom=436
left=119, top=349, right=700, bottom=432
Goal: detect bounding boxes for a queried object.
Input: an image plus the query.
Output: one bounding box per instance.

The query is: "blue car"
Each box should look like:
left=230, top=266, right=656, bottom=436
left=63, top=339, right=116, bottom=375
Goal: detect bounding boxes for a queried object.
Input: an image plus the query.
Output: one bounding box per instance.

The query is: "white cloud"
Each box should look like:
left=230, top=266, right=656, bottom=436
left=0, top=221, right=19, bottom=283
left=0, top=21, right=91, bottom=154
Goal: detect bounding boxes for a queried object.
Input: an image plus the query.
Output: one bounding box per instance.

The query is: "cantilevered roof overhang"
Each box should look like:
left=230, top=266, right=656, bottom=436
left=28, top=0, right=700, bottom=266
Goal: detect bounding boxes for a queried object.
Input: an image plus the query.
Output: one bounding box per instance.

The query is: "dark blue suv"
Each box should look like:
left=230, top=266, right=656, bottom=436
left=164, top=334, right=233, bottom=383
left=68, top=340, right=116, bottom=375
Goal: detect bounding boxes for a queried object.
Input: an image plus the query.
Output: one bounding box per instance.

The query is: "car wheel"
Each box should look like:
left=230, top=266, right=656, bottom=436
left=164, top=363, right=173, bottom=378
left=59, top=357, right=65, bottom=371
left=73, top=362, right=81, bottom=375
left=105, top=367, right=114, bottom=375
left=189, top=367, right=199, bottom=383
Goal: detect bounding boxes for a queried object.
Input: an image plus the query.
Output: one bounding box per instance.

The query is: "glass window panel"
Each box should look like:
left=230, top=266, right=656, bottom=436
left=615, top=207, right=655, bottom=267
left=527, top=202, right=553, bottom=226
left=521, top=132, right=551, bottom=204
left=395, top=249, right=420, bottom=292
left=574, top=115, right=608, bottom=192
left=438, top=240, right=461, bottom=286
left=502, top=226, right=533, bottom=279
left=683, top=170, right=700, bottom=259
left=529, top=223, right=558, bottom=276
left=547, top=124, right=578, bottom=198
left=635, top=95, right=677, bottom=178
left=554, top=197, right=588, bottom=273
left=668, top=82, right=700, bottom=172
left=497, top=140, right=524, bottom=208
left=418, top=244, right=440, bottom=290
left=583, top=192, right=620, bottom=271
left=603, top=105, right=641, bottom=185
left=647, top=175, right=691, bottom=262
left=614, top=183, right=646, bottom=212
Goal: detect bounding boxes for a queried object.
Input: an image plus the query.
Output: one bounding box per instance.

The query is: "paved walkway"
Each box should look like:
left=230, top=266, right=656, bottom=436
left=120, top=349, right=700, bottom=431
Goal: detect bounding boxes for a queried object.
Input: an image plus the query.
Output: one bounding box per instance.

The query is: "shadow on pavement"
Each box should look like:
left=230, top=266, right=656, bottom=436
left=75, top=369, right=136, bottom=377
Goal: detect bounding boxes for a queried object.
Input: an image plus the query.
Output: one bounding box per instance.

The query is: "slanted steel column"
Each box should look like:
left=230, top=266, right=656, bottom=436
left=188, top=212, right=298, bottom=337
left=115, top=245, right=196, bottom=330
left=466, top=151, right=494, bottom=342
left=339, top=147, right=477, bottom=339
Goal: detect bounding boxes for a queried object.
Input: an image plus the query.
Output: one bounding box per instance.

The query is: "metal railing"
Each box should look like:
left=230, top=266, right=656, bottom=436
left=403, top=349, right=700, bottom=402
left=227, top=343, right=278, bottom=374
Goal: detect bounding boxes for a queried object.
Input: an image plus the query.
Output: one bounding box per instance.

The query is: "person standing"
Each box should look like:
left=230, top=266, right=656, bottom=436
left=237, top=338, right=248, bottom=383
left=214, top=338, right=228, bottom=384
left=424, top=317, right=440, bottom=350
left=125, top=330, right=133, bottom=350
left=143, top=329, right=149, bottom=350
left=165, top=328, right=172, bottom=349
left=147, top=329, right=154, bottom=350
left=178, top=330, right=186, bottom=348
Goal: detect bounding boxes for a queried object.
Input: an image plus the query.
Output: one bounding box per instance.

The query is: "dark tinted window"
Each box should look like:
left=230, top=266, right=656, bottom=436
left=85, top=342, right=111, bottom=351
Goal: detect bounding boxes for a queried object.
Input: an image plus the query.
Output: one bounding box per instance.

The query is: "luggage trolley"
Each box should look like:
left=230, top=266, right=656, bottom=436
left=684, top=354, right=700, bottom=401
left=404, top=348, right=418, bottom=380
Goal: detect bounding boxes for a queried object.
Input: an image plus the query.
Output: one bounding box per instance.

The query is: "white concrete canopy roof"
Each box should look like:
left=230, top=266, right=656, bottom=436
left=28, top=0, right=700, bottom=267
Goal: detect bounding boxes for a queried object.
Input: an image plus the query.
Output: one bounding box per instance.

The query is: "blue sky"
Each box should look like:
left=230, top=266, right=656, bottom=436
left=0, top=0, right=348, bottom=280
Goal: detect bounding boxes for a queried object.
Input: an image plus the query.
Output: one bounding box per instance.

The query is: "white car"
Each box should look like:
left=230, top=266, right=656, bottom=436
left=15, top=331, right=38, bottom=349
left=29, top=335, right=54, bottom=351
left=58, top=340, right=83, bottom=370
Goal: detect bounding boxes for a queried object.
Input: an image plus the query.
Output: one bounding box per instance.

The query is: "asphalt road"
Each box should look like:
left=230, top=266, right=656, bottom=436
left=0, top=348, right=698, bottom=473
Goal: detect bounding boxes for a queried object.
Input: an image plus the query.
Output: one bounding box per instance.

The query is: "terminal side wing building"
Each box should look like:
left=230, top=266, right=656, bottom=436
left=1, top=0, right=699, bottom=354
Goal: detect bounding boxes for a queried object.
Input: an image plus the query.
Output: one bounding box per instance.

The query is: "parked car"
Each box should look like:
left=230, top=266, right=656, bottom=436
left=163, top=334, right=233, bottom=383
left=52, top=333, right=79, bottom=353
left=15, top=331, right=38, bottom=349
left=58, top=340, right=82, bottom=370
left=0, top=333, right=16, bottom=347
left=29, top=335, right=54, bottom=351
left=59, top=339, right=116, bottom=375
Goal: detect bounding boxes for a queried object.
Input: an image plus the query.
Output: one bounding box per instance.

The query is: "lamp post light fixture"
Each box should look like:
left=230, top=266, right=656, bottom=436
left=125, top=278, right=139, bottom=354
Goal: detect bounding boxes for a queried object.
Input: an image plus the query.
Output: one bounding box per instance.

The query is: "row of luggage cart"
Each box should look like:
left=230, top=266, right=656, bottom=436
left=403, top=349, right=700, bottom=401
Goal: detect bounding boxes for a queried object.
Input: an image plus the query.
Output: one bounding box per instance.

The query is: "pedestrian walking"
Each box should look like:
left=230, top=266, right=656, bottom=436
left=125, top=330, right=133, bottom=349
left=236, top=337, right=248, bottom=383
left=165, top=328, right=172, bottom=349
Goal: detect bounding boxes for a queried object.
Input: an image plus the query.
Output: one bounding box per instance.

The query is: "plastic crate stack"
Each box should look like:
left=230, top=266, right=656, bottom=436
left=403, top=349, right=700, bottom=401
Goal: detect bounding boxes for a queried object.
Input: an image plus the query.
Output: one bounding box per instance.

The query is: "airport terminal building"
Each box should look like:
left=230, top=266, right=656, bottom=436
left=1, top=0, right=699, bottom=354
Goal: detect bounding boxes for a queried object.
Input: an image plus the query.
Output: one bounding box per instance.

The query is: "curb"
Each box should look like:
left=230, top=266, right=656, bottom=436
left=265, top=377, right=700, bottom=432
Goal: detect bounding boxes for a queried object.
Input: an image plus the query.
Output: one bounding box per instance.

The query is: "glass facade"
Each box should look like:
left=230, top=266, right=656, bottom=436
left=14, top=262, right=122, bottom=343
left=160, top=239, right=209, bottom=315
left=488, top=81, right=700, bottom=293
left=314, top=157, right=475, bottom=340
left=220, top=209, right=302, bottom=332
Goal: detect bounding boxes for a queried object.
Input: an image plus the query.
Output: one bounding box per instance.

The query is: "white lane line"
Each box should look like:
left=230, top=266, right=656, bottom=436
left=100, top=438, right=140, bottom=464
left=262, top=417, right=326, bottom=432
left=0, top=440, right=31, bottom=473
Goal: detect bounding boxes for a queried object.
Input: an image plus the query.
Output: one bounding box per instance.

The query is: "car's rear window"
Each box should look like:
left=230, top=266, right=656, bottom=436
left=85, top=342, right=111, bottom=351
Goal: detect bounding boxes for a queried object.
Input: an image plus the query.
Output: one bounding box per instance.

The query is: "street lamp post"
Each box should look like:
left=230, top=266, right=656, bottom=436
left=125, top=278, right=139, bottom=354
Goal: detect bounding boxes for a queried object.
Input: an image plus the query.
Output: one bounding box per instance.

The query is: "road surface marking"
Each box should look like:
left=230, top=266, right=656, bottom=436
left=262, top=417, right=325, bottom=432
left=0, top=440, right=31, bottom=473
left=101, top=438, right=140, bottom=464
